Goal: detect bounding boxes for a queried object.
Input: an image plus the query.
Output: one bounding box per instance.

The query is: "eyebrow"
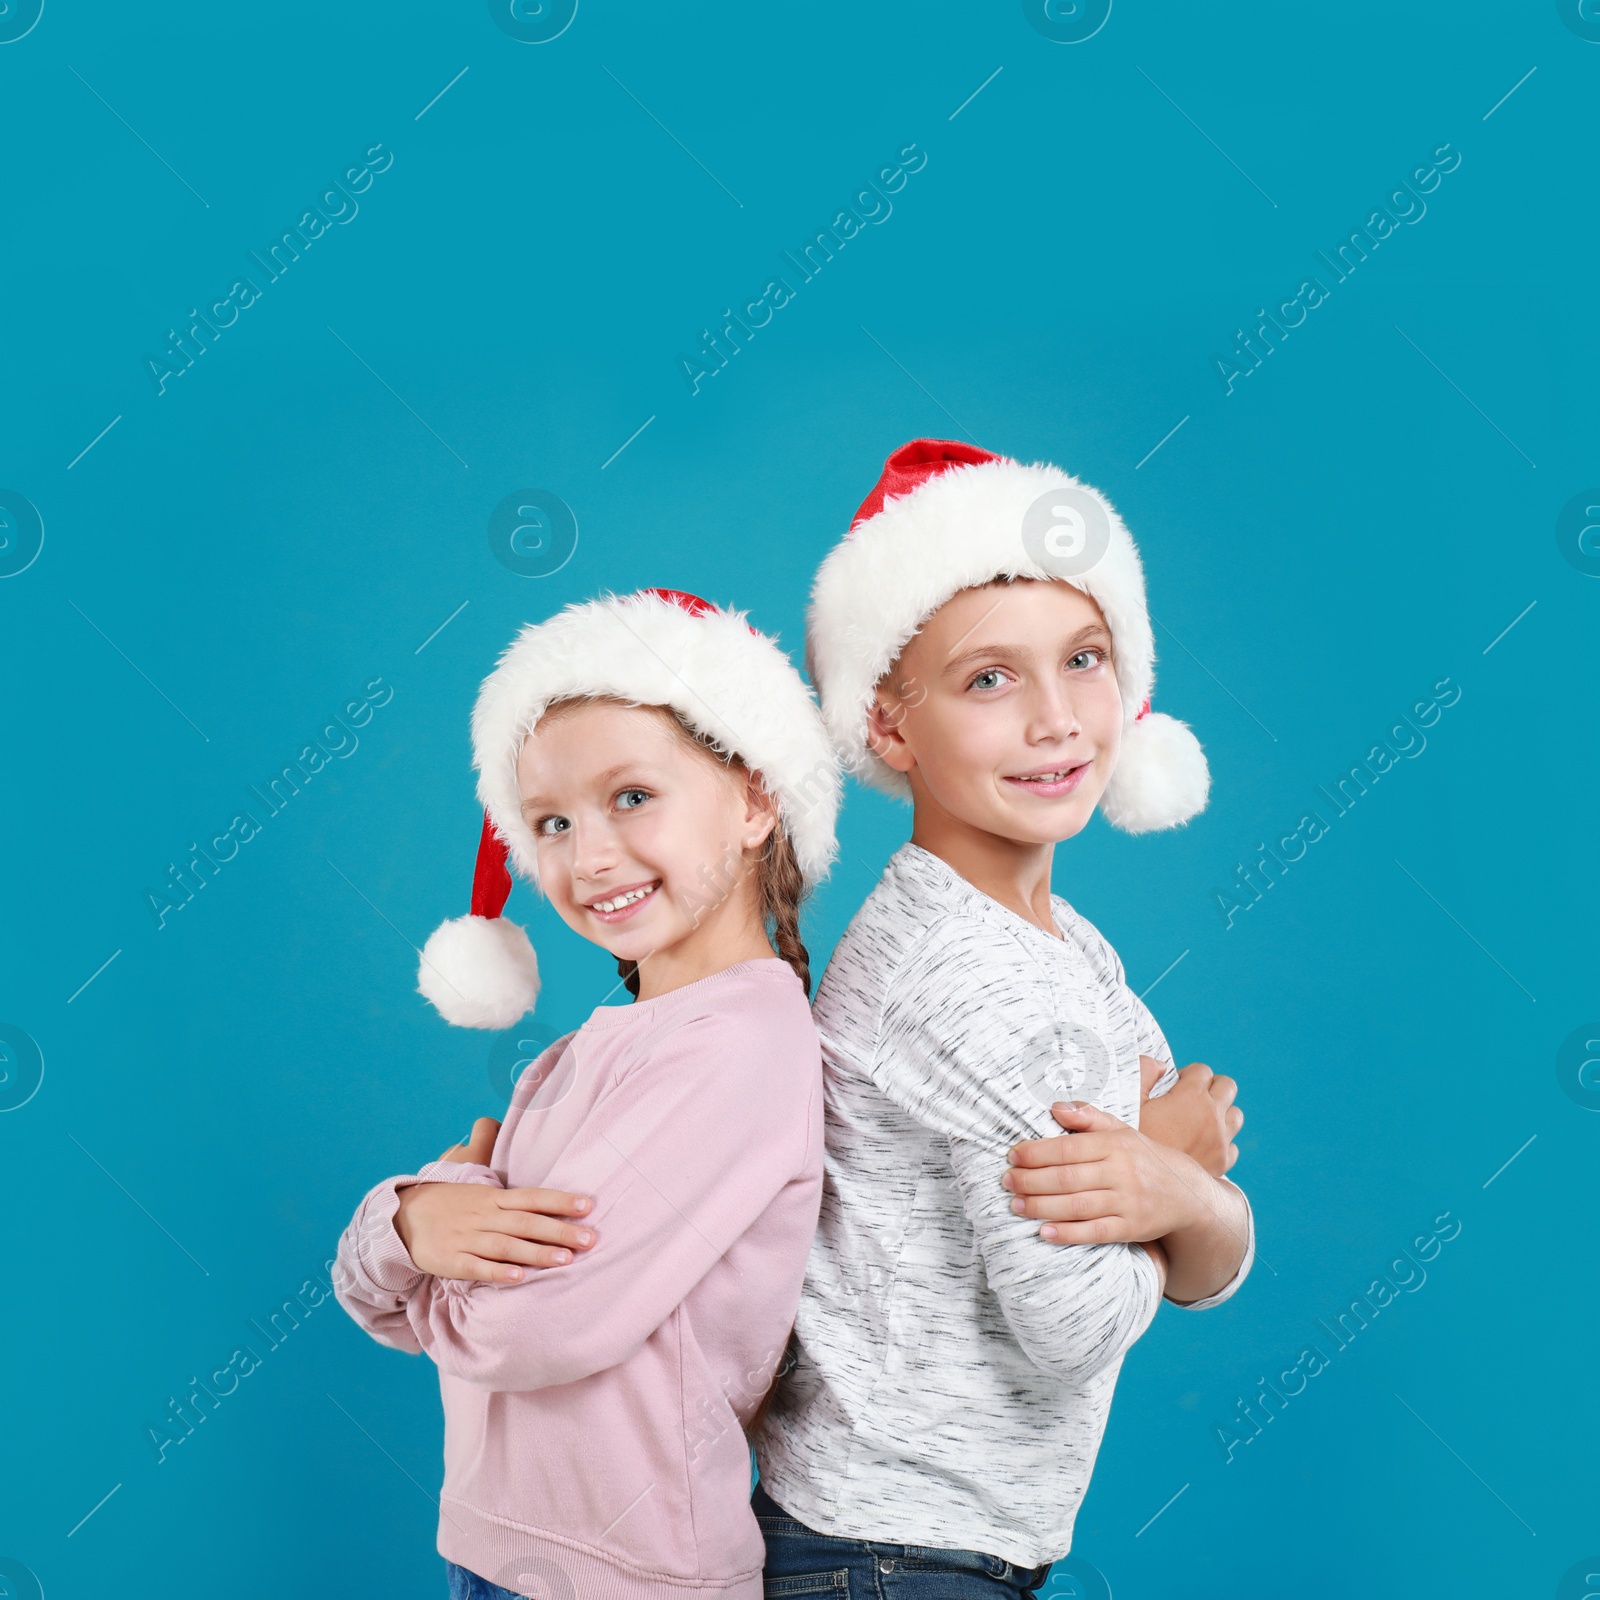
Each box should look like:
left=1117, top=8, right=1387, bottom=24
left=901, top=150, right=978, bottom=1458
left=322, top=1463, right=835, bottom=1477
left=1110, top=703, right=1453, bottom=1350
left=943, top=624, right=1111, bottom=675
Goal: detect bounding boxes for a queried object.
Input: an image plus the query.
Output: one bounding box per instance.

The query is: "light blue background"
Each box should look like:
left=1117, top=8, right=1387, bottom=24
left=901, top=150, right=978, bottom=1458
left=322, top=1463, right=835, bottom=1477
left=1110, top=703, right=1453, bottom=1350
left=2, top=2, right=1594, bottom=1596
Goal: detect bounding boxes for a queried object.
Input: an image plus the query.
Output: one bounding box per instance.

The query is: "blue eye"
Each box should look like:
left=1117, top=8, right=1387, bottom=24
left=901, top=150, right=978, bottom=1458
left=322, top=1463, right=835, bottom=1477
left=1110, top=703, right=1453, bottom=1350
left=616, top=787, right=651, bottom=810
left=1068, top=648, right=1106, bottom=671
left=536, top=815, right=570, bottom=837
left=968, top=669, right=1006, bottom=691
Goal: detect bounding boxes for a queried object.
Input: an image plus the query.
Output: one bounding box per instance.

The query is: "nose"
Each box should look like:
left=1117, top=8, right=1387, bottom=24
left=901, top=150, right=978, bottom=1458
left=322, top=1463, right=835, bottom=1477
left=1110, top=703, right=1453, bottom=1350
left=568, top=815, right=623, bottom=883
left=1023, top=674, right=1082, bottom=744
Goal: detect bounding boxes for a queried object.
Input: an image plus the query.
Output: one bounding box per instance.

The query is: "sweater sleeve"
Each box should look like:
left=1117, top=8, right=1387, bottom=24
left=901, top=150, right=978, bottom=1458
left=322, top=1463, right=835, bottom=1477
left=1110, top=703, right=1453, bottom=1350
left=1064, top=908, right=1255, bottom=1310
left=332, top=1159, right=504, bottom=1355
left=1065, top=906, right=1178, bottom=1094
left=1136, top=986, right=1180, bottom=1100
left=868, top=920, right=1163, bottom=1387
left=400, top=1008, right=815, bottom=1392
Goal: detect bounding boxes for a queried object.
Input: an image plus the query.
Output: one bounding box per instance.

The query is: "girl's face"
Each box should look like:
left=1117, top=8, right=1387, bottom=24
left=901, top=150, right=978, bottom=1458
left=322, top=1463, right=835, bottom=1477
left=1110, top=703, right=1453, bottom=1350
left=867, top=579, right=1123, bottom=847
left=515, top=700, right=777, bottom=976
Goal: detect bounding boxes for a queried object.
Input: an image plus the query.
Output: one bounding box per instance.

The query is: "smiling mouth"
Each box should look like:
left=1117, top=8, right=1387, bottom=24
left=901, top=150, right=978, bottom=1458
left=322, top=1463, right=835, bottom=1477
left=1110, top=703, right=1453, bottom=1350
left=1003, top=762, right=1090, bottom=794
left=585, top=881, right=660, bottom=919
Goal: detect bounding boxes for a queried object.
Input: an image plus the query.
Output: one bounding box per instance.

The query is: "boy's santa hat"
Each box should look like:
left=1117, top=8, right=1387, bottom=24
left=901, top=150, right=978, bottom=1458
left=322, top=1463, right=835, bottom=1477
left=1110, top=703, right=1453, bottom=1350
left=806, top=439, right=1210, bottom=833
left=418, top=587, right=840, bottom=1030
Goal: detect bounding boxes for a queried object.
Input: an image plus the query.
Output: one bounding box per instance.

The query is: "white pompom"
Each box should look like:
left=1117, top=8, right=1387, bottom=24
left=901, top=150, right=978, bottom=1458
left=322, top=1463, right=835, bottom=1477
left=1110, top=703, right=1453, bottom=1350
left=417, top=914, right=540, bottom=1030
left=1099, top=710, right=1211, bottom=834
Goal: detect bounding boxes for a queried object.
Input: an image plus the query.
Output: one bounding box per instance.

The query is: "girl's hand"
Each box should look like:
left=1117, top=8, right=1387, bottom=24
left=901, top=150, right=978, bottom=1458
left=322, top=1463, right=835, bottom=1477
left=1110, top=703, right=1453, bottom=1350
left=436, top=1115, right=503, bottom=1166
left=392, top=1116, right=598, bottom=1282
left=1137, top=1059, right=1243, bottom=1177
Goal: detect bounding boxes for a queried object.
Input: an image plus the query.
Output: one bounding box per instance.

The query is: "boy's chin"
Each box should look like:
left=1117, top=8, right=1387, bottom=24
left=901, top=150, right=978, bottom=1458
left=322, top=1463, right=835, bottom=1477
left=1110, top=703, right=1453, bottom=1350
left=978, top=790, right=1101, bottom=846
left=1000, top=809, right=1094, bottom=846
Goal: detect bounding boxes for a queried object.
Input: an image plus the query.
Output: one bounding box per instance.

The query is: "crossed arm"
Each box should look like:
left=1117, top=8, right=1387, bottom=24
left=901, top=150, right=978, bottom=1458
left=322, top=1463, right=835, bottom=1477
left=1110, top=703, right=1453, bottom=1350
left=332, top=1015, right=813, bottom=1391
left=388, top=1056, right=1250, bottom=1318
left=375, top=949, right=1251, bottom=1371
left=1006, top=1078, right=1253, bottom=1306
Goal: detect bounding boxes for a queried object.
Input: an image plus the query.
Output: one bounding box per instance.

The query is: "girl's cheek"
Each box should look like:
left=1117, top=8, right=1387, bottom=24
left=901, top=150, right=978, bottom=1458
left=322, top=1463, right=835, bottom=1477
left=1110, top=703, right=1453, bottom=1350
left=535, top=851, right=575, bottom=915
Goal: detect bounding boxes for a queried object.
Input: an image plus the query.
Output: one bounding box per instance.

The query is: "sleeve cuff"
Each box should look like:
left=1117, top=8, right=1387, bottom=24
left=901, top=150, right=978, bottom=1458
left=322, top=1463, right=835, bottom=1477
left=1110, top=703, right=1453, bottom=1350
left=353, top=1161, right=504, bottom=1295
left=1168, top=1179, right=1255, bottom=1311
left=413, top=1159, right=505, bottom=1188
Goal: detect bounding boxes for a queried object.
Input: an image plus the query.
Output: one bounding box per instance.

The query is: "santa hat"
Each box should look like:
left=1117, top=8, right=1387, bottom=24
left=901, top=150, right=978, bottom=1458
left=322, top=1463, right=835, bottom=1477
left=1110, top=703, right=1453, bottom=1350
left=805, top=439, right=1209, bottom=833
left=417, top=587, right=840, bottom=1029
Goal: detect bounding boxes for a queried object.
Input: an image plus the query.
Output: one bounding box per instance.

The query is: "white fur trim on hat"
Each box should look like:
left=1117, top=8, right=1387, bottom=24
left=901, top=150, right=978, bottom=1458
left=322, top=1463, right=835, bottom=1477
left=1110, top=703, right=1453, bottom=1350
left=1099, top=710, right=1211, bottom=834
left=418, top=913, right=540, bottom=1030
left=472, top=590, right=841, bottom=891
left=806, top=448, right=1210, bottom=832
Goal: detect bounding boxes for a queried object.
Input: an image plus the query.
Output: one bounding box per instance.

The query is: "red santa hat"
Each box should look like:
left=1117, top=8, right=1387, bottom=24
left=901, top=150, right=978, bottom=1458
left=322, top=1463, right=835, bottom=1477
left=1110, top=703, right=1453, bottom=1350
left=418, top=587, right=840, bottom=1029
left=805, top=439, right=1210, bottom=833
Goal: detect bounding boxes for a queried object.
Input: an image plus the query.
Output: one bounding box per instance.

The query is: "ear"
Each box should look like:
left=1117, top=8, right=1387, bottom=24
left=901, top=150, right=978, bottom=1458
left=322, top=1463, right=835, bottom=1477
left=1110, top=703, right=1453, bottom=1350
left=865, top=686, right=918, bottom=775
left=741, top=772, right=780, bottom=852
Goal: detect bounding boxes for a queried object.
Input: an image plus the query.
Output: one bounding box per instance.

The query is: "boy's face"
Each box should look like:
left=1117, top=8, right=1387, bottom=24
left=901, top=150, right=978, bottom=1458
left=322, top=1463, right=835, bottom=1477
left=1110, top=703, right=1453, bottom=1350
left=867, top=579, right=1122, bottom=846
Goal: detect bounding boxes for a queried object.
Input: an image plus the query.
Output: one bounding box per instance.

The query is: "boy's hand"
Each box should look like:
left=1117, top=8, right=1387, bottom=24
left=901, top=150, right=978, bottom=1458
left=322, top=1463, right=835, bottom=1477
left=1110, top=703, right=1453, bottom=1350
left=1138, top=1060, right=1243, bottom=1178
left=1002, top=1102, right=1215, bottom=1245
left=392, top=1116, right=598, bottom=1282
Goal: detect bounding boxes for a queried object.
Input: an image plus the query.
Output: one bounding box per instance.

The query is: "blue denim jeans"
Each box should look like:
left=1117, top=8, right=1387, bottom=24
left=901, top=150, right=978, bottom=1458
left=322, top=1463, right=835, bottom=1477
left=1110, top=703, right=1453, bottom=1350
left=445, top=1560, right=545, bottom=1600
left=753, top=1482, right=1054, bottom=1599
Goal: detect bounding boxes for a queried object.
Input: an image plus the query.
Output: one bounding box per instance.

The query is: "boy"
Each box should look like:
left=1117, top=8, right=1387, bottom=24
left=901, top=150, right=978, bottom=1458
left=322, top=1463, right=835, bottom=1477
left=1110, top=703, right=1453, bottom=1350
left=751, top=440, right=1255, bottom=1594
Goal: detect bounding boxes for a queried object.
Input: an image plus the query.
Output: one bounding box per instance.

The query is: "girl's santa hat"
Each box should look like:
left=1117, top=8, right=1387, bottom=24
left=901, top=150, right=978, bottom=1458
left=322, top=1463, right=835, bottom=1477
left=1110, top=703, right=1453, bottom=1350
left=806, top=438, right=1210, bottom=833
left=418, top=587, right=840, bottom=1029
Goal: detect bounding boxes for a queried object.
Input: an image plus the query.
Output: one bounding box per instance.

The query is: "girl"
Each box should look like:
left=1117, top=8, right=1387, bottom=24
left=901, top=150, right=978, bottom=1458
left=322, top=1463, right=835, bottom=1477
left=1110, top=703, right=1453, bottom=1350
left=332, top=587, right=839, bottom=1600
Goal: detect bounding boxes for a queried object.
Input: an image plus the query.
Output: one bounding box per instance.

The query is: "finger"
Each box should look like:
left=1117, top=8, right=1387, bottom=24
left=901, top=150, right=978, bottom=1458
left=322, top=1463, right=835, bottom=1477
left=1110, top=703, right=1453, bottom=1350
left=477, top=1214, right=598, bottom=1252
left=1038, top=1214, right=1136, bottom=1246
left=1042, top=1102, right=1126, bottom=1136
left=1009, top=1188, right=1122, bottom=1222
left=498, top=1186, right=595, bottom=1216
left=463, top=1116, right=501, bottom=1165
left=1010, top=1129, right=1115, bottom=1167
left=486, top=1238, right=587, bottom=1276
left=436, top=1143, right=469, bottom=1164
left=1207, top=1075, right=1238, bottom=1107
left=1226, top=1107, right=1244, bottom=1135
left=1180, top=1062, right=1215, bottom=1086
left=436, top=1252, right=521, bottom=1284
left=1225, top=1143, right=1239, bottom=1171
left=448, top=1243, right=575, bottom=1283
left=1009, top=1134, right=1071, bottom=1167
left=1006, top=1159, right=1113, bottom=1196
left=480, top=1228, right=595, bottom=1267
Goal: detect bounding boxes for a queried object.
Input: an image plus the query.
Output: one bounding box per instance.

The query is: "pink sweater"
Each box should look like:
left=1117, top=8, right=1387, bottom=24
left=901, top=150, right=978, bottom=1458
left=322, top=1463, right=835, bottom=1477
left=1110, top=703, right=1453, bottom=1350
left=333, top=959, right=823, bottom=1599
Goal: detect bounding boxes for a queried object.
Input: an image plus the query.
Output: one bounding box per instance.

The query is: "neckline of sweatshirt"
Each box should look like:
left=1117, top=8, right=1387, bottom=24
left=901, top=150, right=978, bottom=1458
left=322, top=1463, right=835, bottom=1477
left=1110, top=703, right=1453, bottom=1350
left=579, top=955, right=794, bottom=1030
